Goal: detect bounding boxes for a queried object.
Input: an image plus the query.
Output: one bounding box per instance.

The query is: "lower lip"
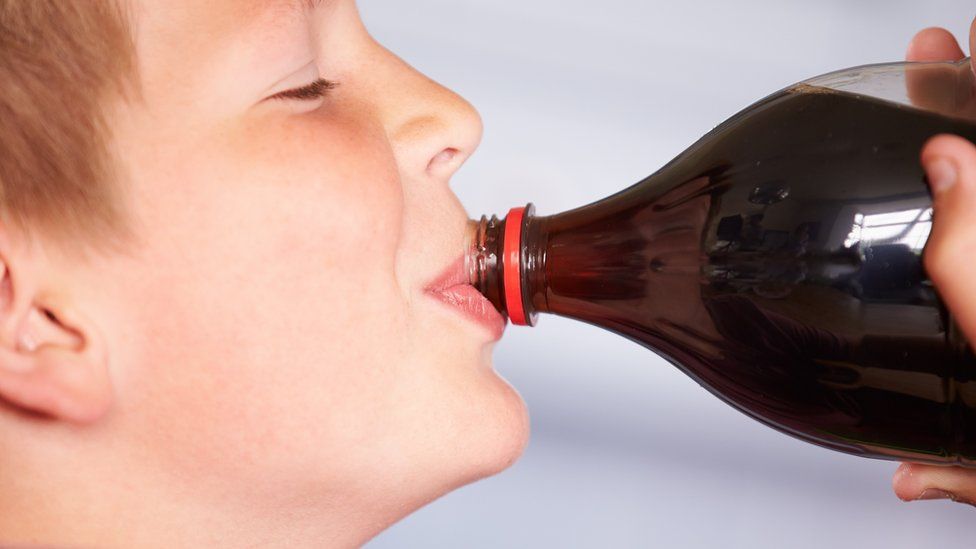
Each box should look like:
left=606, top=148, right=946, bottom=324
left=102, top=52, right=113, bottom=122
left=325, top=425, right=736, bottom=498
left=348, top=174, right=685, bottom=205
left=426, top=284, right=507, bottom=340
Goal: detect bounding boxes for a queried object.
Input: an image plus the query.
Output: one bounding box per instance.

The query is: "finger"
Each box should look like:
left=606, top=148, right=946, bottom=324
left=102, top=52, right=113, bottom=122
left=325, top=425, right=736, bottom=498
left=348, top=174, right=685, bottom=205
left=906, top=27, right=965, bottom=62
left=893, top=462, right=976, bottom=505
left=971, top=16, right=976, bottom=72
left=921, top=135, right=976, bottom=343
left=905, top=28, right=969, bottom=117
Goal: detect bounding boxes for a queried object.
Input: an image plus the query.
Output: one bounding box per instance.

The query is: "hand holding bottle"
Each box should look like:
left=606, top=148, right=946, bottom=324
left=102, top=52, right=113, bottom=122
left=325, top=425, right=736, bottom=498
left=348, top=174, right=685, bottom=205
left=893, top=17, right=976, bottom=506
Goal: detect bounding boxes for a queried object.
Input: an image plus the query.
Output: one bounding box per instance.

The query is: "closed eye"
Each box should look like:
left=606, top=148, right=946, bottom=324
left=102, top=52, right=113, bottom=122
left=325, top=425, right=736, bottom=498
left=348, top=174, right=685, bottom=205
left=268, top=78, right=339, bottom=101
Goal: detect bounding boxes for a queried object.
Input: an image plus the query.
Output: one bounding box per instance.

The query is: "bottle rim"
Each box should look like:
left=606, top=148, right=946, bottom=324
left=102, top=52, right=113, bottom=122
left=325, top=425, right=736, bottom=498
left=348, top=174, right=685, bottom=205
left=504, top=206, right=529, bottom=325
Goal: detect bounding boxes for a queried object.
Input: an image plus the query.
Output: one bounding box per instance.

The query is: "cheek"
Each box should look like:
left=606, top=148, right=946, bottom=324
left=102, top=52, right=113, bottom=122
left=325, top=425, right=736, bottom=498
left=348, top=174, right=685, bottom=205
left=115, top=108, right=414, bottom=484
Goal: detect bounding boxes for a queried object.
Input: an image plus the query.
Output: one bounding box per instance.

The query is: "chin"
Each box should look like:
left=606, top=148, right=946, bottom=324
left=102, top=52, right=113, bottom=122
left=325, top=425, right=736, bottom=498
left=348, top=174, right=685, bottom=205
left=359, top=368, right=529, bottom=538
left=389, top=326, right=530, bottom=503
left=454, top=370, right=531, bottom=487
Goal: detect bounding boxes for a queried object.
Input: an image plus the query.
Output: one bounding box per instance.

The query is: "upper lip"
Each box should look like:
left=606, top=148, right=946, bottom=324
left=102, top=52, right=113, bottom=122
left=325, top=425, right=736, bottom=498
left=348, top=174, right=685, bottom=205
left=424, top=254, right=469, bottom=293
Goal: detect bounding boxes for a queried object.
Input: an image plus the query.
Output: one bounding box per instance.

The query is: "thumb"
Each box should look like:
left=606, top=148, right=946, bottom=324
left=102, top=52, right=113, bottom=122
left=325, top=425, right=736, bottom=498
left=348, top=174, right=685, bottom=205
left=921, top=134, right=976, bottom=343
left=893, top=462, right=976, bottom=505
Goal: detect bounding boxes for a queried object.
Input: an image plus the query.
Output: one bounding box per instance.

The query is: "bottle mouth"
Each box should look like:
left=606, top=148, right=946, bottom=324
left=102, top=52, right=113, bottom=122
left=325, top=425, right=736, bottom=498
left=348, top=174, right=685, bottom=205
left=504, top=206, right=529, bottom=326
left=465, top=204, right=537, bottom=327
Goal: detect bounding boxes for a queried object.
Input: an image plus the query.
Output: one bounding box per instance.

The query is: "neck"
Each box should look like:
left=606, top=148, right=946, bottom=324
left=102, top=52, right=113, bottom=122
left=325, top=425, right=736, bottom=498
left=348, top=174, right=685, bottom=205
left=0, top=438, right=395, bottom=548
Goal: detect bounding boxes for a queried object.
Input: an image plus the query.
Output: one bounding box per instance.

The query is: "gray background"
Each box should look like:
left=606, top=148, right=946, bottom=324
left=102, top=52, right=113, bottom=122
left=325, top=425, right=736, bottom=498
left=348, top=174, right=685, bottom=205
left=361, top=1, right=976, bottom=547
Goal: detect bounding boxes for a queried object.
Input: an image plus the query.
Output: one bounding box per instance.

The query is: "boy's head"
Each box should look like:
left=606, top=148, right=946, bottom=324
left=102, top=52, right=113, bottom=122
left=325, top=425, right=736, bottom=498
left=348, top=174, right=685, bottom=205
left=0, top=1, right=527, bottom=545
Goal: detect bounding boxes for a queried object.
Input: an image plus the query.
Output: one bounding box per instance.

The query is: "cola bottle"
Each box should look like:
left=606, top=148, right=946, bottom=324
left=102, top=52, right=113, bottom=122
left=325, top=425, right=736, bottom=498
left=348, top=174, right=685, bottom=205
left=467, top=58, right=976, bottom=466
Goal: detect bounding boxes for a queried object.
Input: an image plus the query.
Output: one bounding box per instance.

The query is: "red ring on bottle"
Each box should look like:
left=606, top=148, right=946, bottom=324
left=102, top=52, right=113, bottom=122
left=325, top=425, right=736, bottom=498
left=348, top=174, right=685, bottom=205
left=503, top=206, right=528, bottom=325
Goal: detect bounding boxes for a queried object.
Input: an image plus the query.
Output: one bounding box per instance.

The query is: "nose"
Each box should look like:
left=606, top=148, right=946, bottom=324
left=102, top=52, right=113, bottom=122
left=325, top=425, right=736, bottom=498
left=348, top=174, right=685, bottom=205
left=363, top=39, right=484, bottom=181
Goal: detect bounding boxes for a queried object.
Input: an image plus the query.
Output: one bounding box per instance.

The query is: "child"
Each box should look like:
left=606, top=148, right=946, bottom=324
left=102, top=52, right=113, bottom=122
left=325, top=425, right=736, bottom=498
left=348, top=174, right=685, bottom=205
left=0, top=1, right=525, bottom=546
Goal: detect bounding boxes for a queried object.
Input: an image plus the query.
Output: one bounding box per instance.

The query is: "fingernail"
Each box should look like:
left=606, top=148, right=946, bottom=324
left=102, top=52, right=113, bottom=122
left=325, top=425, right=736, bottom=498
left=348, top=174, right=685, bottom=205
left=917, top=488, right=954, bottom=500
left=925, top=157, right=958, bottom=194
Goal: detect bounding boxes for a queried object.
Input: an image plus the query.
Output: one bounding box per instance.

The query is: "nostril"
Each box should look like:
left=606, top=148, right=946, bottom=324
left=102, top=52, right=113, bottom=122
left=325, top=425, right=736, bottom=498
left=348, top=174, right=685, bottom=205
left=427, top=148, right=458, bottom=173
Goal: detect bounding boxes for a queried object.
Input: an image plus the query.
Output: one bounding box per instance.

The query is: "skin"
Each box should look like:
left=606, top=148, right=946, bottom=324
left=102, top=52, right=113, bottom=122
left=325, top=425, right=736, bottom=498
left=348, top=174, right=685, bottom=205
left=893, top=16, right=976, bottom=505
left=0, top=0, right=527, bottom=547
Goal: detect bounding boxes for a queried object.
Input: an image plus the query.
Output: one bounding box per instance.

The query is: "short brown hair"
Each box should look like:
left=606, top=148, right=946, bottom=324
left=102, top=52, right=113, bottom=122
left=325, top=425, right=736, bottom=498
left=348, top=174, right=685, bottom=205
left=0, top=1, right=136, bottom=259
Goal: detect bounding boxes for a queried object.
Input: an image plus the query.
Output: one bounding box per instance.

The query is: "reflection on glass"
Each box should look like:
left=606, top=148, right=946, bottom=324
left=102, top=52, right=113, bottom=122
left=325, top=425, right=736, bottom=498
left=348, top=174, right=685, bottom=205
left=845, top=207, right=932, bottom=251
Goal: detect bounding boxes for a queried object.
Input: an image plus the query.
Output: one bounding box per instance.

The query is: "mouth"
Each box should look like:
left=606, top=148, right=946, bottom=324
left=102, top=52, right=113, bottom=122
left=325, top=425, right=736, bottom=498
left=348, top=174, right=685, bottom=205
left=424, top=255, right=507, bottom=341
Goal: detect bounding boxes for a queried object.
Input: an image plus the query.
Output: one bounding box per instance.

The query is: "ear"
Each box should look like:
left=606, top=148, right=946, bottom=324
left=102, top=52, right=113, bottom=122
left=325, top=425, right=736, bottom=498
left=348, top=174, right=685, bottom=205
left=0, top=238, right=111, bottom=424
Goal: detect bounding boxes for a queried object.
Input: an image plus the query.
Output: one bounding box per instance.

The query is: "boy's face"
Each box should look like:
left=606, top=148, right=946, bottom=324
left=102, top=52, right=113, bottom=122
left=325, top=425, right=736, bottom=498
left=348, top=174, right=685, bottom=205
left=98, top=0, right=526, bottom=523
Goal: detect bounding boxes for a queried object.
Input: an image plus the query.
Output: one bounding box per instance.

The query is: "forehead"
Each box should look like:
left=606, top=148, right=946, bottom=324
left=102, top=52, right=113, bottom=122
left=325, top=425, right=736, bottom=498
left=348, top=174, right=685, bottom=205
left=130, top=0, right=324, bottom=71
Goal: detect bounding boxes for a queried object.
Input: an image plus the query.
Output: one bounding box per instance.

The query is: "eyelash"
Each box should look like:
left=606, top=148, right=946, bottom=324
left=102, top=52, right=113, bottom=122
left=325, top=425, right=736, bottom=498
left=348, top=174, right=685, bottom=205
left=269, top=78, right=339, bottom=101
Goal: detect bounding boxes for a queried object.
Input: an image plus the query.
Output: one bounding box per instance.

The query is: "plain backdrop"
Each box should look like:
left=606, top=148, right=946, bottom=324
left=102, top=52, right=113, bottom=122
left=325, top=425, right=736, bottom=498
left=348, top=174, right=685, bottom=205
left=360, top=1, right=976, bottom=547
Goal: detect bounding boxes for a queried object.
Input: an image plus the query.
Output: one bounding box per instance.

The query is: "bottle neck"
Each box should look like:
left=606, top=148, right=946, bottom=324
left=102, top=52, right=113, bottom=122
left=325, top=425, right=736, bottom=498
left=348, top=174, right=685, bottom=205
left=466, top=204, right=544, bottom=327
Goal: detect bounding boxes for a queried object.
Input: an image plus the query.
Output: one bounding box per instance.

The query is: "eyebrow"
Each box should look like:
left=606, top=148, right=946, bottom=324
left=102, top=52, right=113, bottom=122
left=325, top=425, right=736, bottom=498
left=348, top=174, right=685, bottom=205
left=291, top=0, right=328, bottom=13
left=238, top=0, right=328, bottom=29
left=227, top=0, right=330, bottom=44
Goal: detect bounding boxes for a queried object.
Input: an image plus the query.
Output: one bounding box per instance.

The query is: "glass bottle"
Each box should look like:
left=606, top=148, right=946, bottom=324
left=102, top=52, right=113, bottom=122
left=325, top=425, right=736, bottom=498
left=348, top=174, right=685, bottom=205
left=467, top=58, right=976, bottom=466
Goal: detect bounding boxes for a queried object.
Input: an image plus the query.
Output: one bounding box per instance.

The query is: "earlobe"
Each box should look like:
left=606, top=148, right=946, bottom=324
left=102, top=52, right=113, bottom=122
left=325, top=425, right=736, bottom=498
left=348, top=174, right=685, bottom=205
left=0, top=247, right=112, bottom=424
left=0, top=332, right=112, bottom=423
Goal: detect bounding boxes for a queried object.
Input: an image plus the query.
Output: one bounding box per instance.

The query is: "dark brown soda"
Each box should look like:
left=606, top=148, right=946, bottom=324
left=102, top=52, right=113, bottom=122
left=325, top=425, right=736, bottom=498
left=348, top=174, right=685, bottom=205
left=478, top=85, right=976, bottom=465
